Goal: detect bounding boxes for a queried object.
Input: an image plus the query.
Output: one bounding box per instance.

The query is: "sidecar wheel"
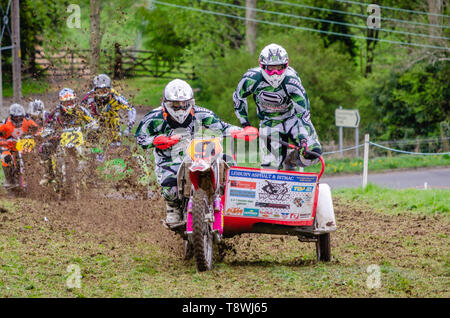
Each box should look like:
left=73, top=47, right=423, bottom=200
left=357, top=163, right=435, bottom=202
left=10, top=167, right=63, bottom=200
left=316, top=233, right=331, bottom=262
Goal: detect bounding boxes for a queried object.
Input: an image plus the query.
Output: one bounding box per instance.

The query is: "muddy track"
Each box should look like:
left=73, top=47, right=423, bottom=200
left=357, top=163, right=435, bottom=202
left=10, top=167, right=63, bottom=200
left=2, top=190, right=448, bottom=268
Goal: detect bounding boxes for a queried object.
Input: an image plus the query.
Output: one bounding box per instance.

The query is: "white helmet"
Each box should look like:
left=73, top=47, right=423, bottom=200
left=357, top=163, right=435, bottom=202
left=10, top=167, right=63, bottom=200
left=10, top=103, right=26, bottom=117
left=259, top=43, right=289, bottom=88
left=29, top=99, right=45, bottom=116
left=163, top=79, right=195, bottom=124
left=93, top=74, right=112, bottom=99
left=9, top=103, right=26, bottom=125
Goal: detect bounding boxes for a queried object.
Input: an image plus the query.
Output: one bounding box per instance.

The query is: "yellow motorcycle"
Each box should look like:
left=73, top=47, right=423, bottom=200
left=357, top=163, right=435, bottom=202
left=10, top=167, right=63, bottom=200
left=54, top=127, right=85, bottom=200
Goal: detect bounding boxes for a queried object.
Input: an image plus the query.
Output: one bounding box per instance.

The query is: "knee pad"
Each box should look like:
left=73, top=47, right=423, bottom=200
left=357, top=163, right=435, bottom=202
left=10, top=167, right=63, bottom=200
left=1, top=151, right=12, bottom=167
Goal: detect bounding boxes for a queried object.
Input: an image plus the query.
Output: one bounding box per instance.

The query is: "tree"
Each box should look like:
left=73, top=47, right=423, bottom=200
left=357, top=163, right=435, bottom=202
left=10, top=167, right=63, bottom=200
left=245, top=0, right=257, bottom=54
left=90, top=0, right=102, bottom=75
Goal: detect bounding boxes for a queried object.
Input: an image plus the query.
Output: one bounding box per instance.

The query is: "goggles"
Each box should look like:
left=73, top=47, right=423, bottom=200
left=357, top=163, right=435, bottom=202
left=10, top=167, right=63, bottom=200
left=261, top=63, right=288, bottom=76
left=165, top=100, right=194, bottom=111
left=61, top=100, right=76, bottom=108
left=95, top=87, right=110, bottom=97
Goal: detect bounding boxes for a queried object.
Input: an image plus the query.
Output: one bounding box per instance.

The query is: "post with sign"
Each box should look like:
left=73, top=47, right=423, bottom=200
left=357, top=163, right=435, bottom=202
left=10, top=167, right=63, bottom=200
left=335, top=107, right=360, bottom=158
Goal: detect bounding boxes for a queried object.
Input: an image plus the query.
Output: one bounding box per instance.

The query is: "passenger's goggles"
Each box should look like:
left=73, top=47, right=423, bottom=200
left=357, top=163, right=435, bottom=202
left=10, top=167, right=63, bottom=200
left=261, top=63, right=288, bottom=76
left=165, top=99, right=194, bottom=111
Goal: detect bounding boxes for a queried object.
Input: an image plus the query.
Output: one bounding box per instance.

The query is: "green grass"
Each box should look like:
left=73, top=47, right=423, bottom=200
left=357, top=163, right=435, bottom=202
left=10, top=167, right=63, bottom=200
left=333, top=183, right=450, bottom=216
left=2, top=79, right=50, bottom=98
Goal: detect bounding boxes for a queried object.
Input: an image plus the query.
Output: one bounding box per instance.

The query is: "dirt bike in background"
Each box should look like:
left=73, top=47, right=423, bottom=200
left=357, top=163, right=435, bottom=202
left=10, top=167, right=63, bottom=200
left=41, top=127, right=85, bottom=200
left=0, top=135, right=37, bottom=195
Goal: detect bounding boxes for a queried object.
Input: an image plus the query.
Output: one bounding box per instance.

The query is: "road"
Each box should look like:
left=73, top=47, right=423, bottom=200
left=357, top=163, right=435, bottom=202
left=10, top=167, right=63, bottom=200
left=322, top=167, right=450, bottom=189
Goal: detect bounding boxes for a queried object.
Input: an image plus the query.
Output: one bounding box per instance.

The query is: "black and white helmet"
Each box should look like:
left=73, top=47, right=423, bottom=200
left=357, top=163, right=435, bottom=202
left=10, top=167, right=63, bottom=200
left=259, top=43, right=289, bottom=88
left=163, top=79, right=195, bottom=124
left=93, top=74, right=112, bottom=99
left=29, top=99, right=45, bottom=117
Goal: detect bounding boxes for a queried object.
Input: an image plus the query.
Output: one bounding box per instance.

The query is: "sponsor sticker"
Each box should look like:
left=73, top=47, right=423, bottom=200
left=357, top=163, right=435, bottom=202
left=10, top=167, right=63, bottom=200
left=259, top=180, right=290, bottom=201
left=255, top=202, right=290, bottom=209
left=243, top=208, right=259, bottom=217
left=225, top=207, right=243, bottom=216
left=230, top=189, right=256, bottom=199
left=230, top=180, right=256, bottom=190
left=291, top=185, right=314, bottom=192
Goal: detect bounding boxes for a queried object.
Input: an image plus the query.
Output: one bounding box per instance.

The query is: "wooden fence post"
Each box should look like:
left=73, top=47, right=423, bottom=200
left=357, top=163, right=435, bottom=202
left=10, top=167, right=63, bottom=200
left=114, top=43, right=123, bottom=79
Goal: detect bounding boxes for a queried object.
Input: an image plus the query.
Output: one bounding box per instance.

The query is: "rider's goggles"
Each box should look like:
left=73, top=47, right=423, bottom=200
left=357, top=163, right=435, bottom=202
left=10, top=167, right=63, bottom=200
left=165, top=99, right=194, bottom=111
left=261, top=63, right=288, bottom=76
left=11, top=115, right=24, bottom=124
left=61, top=100, right=76, bottom=109
left=95, top=87, right=110, bottom=97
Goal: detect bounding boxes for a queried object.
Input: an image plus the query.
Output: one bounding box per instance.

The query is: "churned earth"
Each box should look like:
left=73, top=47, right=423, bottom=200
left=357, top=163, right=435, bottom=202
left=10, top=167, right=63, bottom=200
left=0, top=186, right=448, bottom=297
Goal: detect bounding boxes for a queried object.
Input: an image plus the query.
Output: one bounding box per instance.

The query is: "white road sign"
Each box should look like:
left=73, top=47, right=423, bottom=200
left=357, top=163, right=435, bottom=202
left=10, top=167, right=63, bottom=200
left=335, top=109, right=360, bottom=128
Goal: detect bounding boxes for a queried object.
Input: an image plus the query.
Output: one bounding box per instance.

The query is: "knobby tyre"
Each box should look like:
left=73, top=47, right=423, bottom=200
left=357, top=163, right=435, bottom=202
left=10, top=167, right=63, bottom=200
left=192, top=188, right=213, bottom=271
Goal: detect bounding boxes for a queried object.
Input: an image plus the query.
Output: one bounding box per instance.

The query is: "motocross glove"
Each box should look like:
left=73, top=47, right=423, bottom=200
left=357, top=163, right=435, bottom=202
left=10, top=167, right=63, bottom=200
left=299, top=139, right=322, bottom=160
left=153, top=135, right=180, bottom=150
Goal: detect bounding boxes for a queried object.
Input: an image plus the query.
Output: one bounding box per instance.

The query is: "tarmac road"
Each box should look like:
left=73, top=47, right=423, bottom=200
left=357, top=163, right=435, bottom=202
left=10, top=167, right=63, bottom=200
left=322, top=166, right=450, bottom=189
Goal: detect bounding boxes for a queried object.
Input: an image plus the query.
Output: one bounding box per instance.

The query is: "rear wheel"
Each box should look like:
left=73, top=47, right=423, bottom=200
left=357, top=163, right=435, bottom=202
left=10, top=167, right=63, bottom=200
left=192, top=188, right=213, bottom=271
left=316, top=233, right=331, bottom=262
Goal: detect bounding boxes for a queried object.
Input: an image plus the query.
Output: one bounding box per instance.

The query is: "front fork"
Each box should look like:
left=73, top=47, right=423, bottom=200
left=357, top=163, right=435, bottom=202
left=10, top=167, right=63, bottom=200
left=186, top=193, right=223, bottom=243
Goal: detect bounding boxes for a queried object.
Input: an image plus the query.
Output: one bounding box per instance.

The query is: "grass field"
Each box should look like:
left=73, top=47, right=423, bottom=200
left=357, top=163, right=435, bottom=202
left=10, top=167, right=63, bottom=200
left=334, top=183, right=450, bottom=216
left=0, top=186, right=448, bottom=298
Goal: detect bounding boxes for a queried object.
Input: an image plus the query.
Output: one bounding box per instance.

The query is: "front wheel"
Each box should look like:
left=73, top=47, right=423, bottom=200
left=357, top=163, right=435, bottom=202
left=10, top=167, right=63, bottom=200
left=192, top=188, right=214, bottom=271
left=316, top=233, right=331, bottom=262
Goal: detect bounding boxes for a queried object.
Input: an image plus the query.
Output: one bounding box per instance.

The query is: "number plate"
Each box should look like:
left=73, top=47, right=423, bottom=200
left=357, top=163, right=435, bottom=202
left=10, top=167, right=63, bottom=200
left=16, top=138, right=36, bottom=153
left=187, top=138, right=223, bottom=162
left=60, top=130, right=84, bottom=148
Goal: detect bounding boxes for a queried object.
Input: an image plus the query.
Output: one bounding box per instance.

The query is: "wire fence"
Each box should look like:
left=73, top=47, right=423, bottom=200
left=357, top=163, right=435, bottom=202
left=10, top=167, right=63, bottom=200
left=322, top=137, right=450, bottom=158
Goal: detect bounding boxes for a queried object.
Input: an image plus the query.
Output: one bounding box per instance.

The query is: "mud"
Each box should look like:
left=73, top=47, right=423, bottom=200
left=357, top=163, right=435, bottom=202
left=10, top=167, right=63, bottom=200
left=2, top=184, right=448, bottom=269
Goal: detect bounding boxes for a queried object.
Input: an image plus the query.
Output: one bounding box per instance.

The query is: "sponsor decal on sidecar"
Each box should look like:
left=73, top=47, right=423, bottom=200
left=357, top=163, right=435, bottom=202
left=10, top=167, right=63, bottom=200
left=230, top=180, right=256, bottom=190
left=225, top=167, right=318, bottom=221
left=291, top=185, right=314, bottom=192
left=229, top=189, right=256, bottom=199
left=230, top=198, right=255, bottom=207
left=243, top=208, right=259, bottom=217
left=224, top=207, right=243, bottom=216
left=255, top=202, right=290, bottom=209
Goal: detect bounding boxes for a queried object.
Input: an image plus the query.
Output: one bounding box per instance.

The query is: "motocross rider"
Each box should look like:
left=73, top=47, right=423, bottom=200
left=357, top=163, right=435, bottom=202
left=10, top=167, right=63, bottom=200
left=0, top=104, right=39, bottom=189
left=233, top=43, right=322, bottom=170
left=135, top=79, right=243, bottom=226
left=39, top=88, right=99, bottom=185
left=81, top=74, right=136, bottom=146
left=28, top=99, right=49, bottom=127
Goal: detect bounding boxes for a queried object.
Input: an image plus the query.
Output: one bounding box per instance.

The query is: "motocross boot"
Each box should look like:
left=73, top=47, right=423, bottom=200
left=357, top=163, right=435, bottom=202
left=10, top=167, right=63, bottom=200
left=165, top=202, right=184, bottom=229
left=3, top=165, right=18, bottom=189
